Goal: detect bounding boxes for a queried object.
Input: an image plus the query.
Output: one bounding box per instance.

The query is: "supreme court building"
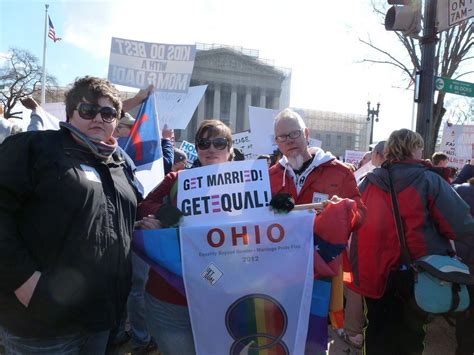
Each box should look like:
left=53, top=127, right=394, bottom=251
left=175, top=43, right=291, bottom=142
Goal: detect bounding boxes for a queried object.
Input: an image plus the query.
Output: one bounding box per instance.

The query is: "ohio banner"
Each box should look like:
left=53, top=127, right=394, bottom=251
left=180, top=212, right=315, bottom=355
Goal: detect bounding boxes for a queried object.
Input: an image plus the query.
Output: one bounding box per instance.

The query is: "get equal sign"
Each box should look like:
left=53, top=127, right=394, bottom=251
left=211, top=195, right=221, bottom=213
left=243, top=170, right=251, bottom=182
left=190, top=177, right=199, bottom=189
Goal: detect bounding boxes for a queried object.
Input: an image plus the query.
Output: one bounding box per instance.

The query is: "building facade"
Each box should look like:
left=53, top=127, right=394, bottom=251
left=176, top=44, right=291, bottom=142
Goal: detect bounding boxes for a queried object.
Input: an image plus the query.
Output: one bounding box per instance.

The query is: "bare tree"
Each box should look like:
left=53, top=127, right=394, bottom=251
left=0, top=48, right=57, bottom=119
left=360, top=1, right=473, bottom=156
left=445, top=96, right=474, bottom=124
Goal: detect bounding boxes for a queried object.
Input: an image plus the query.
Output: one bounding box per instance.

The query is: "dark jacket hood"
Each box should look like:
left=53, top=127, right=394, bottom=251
left=366, top=160, right=432, bottom=193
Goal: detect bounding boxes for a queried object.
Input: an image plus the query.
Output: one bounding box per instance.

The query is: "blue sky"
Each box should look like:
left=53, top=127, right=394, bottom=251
left=1, top=0, right=472, bottom=141
left=1, top=1, right=114, bottom=88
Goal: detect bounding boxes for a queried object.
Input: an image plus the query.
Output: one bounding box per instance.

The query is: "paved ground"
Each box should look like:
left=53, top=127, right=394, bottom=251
left=114, top=315, right=455, bottom=355
left=0, top=316, right=455, bottom=355
left=327, top=315, right=455, bottom=355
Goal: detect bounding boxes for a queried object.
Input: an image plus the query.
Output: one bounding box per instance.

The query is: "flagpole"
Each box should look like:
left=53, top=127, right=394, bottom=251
left=40, top=4, right=49, bottom=105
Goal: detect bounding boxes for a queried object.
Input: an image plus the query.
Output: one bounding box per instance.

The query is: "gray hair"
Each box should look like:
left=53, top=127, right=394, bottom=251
left=273, top=108, right=306, bottom=131
left=373, top=140, right=386, bottom=156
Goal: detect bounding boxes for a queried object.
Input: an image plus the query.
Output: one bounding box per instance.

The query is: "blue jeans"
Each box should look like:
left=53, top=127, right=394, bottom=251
left=145, top=293, right=195, bottom=355
left=115, top=252, right=151, bottom=349
left=1, top=329, right=109, bottom=354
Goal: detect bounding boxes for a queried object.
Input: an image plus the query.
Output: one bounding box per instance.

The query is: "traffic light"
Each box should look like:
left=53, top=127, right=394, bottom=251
left=385, top=0, right=421, bottom=37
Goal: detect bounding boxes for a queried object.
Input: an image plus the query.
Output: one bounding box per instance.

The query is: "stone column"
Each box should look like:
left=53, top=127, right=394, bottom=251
left=273, top=95, right=280, bottom=110
left=213, top=84, right=221, bottom=119
left=197, top=94, right=205, bottom=126
left=259, top=89, right=266, bottom=108
left=243, top=88, right=251, bottom=131
left=229, top=86, right=237, bottom=132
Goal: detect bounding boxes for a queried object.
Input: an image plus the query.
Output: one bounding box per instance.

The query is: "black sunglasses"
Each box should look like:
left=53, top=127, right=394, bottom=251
left=76, top=102, right=118, bottom=123
left=197, top=137, right=229, bottom=150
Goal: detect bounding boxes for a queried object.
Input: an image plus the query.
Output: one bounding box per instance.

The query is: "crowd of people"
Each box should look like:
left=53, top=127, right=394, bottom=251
left=0, top=76, right=473, bottom=355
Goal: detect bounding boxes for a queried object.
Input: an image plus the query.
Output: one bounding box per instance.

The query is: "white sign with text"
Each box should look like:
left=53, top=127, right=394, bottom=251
left=440, top=123, right=474, bottom=168
left=108, top=38, right=196, bottom=92
left=177, top=160, right=272, bottom=226
left=232, top=131, right=256, bottom=160
left=179, top=140, right=198, bottom=168
left=181, top=212, right=314, bottom=355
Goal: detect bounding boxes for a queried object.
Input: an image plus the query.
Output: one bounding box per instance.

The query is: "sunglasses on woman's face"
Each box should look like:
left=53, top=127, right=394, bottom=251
left=197, top=137, right=228, bottom=150
left=76, top=102, right=118, bottom=123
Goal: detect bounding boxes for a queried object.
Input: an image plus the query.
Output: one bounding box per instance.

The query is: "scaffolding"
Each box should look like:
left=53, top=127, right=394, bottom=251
left=303, top=109, right=370, bottom=156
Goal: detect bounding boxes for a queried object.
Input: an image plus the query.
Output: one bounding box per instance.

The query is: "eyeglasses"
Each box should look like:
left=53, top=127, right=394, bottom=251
left=76, top=102, right=118, bottom=123
left=197, top=137, right=229, bottom=150
left=275, top=129, right=303, bottom=143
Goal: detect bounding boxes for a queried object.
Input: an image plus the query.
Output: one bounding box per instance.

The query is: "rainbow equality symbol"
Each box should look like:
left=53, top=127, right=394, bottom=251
left=225, top=294, right=289, bottom=355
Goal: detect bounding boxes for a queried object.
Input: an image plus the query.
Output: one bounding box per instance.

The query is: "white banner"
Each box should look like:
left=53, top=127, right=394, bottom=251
left=180, top=212, right=314, bottom=355
left=440, top=123, right=474, bottom=169
left=108, top=38, right=196, bottom=92
left=177, top=160, right=272, bottom=226
left=155, top=85, right=207, bottom=129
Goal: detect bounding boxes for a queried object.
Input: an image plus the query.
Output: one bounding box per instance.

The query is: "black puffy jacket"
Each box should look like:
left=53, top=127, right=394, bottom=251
left=0, top=128, right=138, bottom=337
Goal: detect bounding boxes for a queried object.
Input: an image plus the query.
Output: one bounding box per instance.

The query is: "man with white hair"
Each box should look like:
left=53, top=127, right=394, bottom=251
left=270, top=108, right=364, bottom=209
left=269, top=108, right=365, bottom=354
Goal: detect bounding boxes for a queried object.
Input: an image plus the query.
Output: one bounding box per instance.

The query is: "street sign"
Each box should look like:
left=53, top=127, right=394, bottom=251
left=435, top=76, right=474, bottom=97
left=437, top=0, right=474, bottom=32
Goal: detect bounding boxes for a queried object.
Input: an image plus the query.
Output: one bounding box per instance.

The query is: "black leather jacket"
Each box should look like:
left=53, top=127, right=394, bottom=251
left=0, top=128, right=138, bottom=337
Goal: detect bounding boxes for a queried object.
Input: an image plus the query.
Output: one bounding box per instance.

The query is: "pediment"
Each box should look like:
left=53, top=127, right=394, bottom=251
left=195, top=48, right=285, bottom=78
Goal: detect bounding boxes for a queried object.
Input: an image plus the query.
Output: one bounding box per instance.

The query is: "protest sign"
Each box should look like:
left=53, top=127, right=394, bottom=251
left=21, top=102, right=64, bottom=131
left=181, top=212, right=314, bottom=355
left=155, top=85, right=207, bottom=129
left=344, top=150, right=366, bottom=166
left=41, top=102, right=66, bottom=122
left=440, top=123, right=474, bottom=169
left=177, top=160, right=271, bottom=226
left=179, top=140, right=198, bottom=168
left=248, top=106, right=279, bottom=155
left=232, top=131, right=256, bottom=160
left=108, top=37, right=196, bottom=92
left=354, top=161, right=375, bottom=184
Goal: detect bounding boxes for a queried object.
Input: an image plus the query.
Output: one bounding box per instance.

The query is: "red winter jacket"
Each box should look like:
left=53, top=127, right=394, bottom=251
left=347, top=161, right=474, bottom=299
left=269, top=150, right=366, bottom=278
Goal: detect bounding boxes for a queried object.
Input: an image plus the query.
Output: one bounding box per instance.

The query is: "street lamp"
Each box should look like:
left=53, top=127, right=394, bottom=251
left=367, top=101, right=380, bottom=145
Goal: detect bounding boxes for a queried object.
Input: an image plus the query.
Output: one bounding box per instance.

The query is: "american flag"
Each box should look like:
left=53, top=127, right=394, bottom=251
left=48, top=16, right=61, bottom=42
